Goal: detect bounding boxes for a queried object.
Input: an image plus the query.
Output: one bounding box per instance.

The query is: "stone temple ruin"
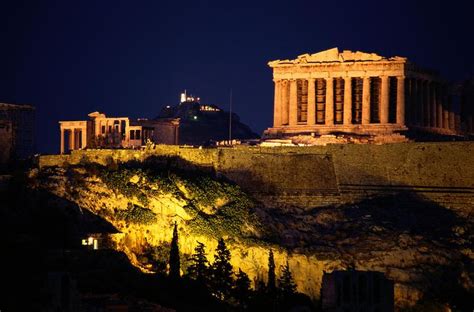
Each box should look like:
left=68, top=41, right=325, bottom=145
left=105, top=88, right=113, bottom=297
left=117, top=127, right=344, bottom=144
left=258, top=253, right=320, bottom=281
left=59, top=112, right=179, bottom=154
left=264, top=48, right=474, bottom=141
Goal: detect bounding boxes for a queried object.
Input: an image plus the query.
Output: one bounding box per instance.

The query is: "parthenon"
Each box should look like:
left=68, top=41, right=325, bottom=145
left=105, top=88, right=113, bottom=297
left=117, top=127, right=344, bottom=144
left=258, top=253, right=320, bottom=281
left=265, top=48, right=467, bottom=138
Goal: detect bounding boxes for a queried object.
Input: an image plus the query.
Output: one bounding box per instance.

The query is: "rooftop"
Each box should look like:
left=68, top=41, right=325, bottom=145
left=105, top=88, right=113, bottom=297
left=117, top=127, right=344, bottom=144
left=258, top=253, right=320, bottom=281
left=268, top=47, right=406, bottom=66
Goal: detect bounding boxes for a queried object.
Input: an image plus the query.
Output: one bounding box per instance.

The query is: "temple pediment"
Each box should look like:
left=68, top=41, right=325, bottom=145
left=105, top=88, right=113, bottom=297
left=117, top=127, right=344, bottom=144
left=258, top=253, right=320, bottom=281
left=268, top=48, right=406, bottom=66
left=88, top=111, right=106, bottom=119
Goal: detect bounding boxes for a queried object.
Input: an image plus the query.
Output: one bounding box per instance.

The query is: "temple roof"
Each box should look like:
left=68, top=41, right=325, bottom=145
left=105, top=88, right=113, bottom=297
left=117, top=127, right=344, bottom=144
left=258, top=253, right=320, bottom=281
left=268, top=47, right=406, bottom=66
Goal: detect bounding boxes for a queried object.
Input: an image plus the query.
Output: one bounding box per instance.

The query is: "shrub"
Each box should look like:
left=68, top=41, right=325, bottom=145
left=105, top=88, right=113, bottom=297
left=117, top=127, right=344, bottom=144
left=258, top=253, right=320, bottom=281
left=115, top=204, right=156, bottom=225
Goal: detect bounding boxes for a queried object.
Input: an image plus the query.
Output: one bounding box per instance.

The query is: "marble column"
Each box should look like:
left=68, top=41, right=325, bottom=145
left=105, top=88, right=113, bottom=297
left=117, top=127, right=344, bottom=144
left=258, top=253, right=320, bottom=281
left=437, top=84, right=443, bottom=129
left=60, top=127, right=65, bottom=154
left=441, top=85, right=448, bottom=129
left=417, top=80, right=423, bottom=126
left=404, top=78, right=410, bottom=124
left=307, top=78, right=316, bottom=125
left=362, top=77, right=371, bottom=124
left=430, top=83, right=437, bottom=127
left=411, top=79, right=418, bottom=125
left=343, top=76, right=352, bottom=125
left=289, top=79, right=298, bottom=126
left=281, top=80, right=289, bottom=125
left=396, top=76, right=405, bottom=125
left=423, top=81, right=431, bottom=127
left=273, top=79, right=282, bottom=127
left=69, top=129, right=75, bottom=151
left=75, top=129, right=81, bottom=149
left=81, top=126, right=87, bottom=149
left=430, top=81, right=438, bottom=128
left=455, top=113, right=461, bottom=132
left=325, top=78, right=334, bottom=125
left=448, top=93, right=455, bottom=130
left=380, top=76, right=389, bottom=124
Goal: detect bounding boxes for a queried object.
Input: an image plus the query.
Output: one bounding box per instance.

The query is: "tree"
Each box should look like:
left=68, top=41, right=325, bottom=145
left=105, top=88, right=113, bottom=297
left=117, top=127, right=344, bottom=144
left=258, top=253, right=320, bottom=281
left=278, top=261, right=297, bottom=296
left=267, top=249, right=276, bottom=293
left=187, top=241, right=210, bottom=285
left=234, top=268, right=252, bottom=308
left=210, top=238, right=234, bottom=300
left=169, top=222, right=180, bottom=279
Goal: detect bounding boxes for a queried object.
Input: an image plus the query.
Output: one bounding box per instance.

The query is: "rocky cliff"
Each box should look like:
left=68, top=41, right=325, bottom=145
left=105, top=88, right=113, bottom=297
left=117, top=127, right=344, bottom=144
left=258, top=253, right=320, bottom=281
left=30, top=146, right=474, bottom=309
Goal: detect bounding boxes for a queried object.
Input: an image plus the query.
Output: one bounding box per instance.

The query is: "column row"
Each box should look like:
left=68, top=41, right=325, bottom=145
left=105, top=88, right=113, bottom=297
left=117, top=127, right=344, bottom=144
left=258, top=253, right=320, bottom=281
left=60, top=126, right=87, bottom=154
left=405, top=79, right=454, bottom=130
left=273, top=77, right=406, bottom=127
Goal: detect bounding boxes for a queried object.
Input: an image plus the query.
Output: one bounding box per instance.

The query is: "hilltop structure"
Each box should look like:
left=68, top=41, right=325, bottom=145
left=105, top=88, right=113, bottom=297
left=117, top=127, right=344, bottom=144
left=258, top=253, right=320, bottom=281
left=0, top=103, right=35, bottom=166
left=264, top=48, right=472, bottom=140
left=59, top=112, right=179, bottom=154
left=157, top=92, right=258, bottom=145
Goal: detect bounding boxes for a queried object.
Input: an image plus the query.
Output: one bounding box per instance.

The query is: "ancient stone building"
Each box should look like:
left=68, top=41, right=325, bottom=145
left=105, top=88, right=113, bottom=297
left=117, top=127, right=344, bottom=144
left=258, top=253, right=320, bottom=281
left=265, top=48, right=461, bottom=139
left=59, top=112, right=179, bottom=154
left=0, top=103, right=35, bottom=166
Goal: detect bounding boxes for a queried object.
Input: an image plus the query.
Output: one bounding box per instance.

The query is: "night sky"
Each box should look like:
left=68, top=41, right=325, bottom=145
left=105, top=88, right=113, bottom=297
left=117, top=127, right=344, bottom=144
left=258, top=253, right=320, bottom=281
left=1, top=0, right=473, bottom=154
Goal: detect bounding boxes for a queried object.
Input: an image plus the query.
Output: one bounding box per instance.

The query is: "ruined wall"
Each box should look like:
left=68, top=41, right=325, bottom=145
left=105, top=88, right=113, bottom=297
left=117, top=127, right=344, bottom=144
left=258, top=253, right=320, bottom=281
left=38, top=142, right=474, bottom=214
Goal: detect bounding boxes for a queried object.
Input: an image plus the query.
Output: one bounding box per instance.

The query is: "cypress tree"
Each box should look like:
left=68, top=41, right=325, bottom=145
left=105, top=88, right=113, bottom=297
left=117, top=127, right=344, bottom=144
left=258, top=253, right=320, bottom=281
left=234, top=268, right=251, bottom=307
left=169, top=222, right=180, bottom=279
left=278, top=260, right=296, bottom=296
left=188, top=241, right=210, bottom=285
left=210, top=238, right=234, bottom=300
left=267, top=249, right=276, bottom=293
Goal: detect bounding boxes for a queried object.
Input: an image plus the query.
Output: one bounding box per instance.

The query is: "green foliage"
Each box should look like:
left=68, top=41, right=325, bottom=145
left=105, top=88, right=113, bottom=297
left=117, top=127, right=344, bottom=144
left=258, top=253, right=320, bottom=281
left=210, top=238, right=234, bottom=301
left=57, top=162, right=265, bottom=242
left=278, top=261, right=296, bottom=296
left=169, top=222, right=180, bottom=279
left=267, top=249, right=276, bottom=293
left=187, top=241, right=210, bottom=285
left=100, top=168, right=149, bottom=205
left=115, top=204, right=156, bottom=225
left=186, top=188, right=263, bottom=241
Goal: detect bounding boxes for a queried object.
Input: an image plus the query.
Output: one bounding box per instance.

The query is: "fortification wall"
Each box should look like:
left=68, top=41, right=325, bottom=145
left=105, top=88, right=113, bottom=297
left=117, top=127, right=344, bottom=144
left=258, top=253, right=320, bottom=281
left=38, top=142, right=474, bottom=214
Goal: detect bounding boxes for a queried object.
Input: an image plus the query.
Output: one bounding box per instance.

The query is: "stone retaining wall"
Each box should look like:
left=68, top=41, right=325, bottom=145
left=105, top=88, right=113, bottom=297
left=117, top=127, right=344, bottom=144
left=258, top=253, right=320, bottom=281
left=38, top=142, right=474, bottom=214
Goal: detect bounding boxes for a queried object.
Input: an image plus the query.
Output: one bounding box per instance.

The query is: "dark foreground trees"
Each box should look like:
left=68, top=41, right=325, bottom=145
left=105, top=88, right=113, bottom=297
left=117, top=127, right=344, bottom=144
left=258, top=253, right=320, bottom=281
left=187, top=241, right=210, bottom=285
left=178, top=240, right=315, bottom=311
left=168, top=222, right=180, bottom=280
left=210, top=238, right=234, bottom=300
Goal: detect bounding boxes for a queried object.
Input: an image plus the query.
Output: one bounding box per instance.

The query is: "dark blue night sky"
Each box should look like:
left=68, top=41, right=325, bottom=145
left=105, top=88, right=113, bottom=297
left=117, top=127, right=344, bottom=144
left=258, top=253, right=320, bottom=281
left=1, top=0, right=473, bottom=153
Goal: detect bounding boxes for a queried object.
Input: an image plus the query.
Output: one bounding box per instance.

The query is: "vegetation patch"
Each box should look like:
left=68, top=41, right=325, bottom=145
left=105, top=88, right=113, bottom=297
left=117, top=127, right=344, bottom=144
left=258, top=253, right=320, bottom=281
left=114, top=203, right=156, bottom=225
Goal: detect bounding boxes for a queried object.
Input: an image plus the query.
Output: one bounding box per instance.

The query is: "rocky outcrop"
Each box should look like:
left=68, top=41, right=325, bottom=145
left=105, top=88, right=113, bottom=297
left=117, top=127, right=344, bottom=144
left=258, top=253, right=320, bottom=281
left=29, top=158, right=474, bottom=309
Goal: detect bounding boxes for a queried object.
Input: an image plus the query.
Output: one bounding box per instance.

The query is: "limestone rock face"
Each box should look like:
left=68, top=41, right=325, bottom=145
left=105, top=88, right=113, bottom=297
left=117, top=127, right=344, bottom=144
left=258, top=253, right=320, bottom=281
left=30, top=162, right=473, bottom=309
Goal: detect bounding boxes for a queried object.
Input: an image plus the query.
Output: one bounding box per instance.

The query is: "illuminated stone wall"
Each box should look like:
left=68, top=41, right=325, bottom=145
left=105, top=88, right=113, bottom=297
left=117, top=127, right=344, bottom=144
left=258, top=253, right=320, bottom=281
left=38, top=142, right=474, bottom=214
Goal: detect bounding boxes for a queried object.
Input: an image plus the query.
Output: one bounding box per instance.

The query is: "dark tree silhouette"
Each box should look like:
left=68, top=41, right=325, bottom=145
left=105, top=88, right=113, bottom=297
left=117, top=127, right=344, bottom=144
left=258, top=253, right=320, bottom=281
left=169, top=222, right=180, bottom=279
left=278, top=261, right=296, bottom=296
left=187, top=241, right=210, bottom=285
left=234, top=268, right=252, bottom=307
left=267, top=249, right=276, bottom=293
left=210, top=238, right=234, bottom=300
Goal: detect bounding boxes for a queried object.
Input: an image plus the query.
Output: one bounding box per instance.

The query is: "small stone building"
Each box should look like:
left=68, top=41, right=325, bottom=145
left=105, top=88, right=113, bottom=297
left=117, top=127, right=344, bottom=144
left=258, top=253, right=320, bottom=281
left=59, top=112, right=179, bottom=154
left=265, top=48, right=464, bottom=139
left=321, top=270, right=394, bottom=312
